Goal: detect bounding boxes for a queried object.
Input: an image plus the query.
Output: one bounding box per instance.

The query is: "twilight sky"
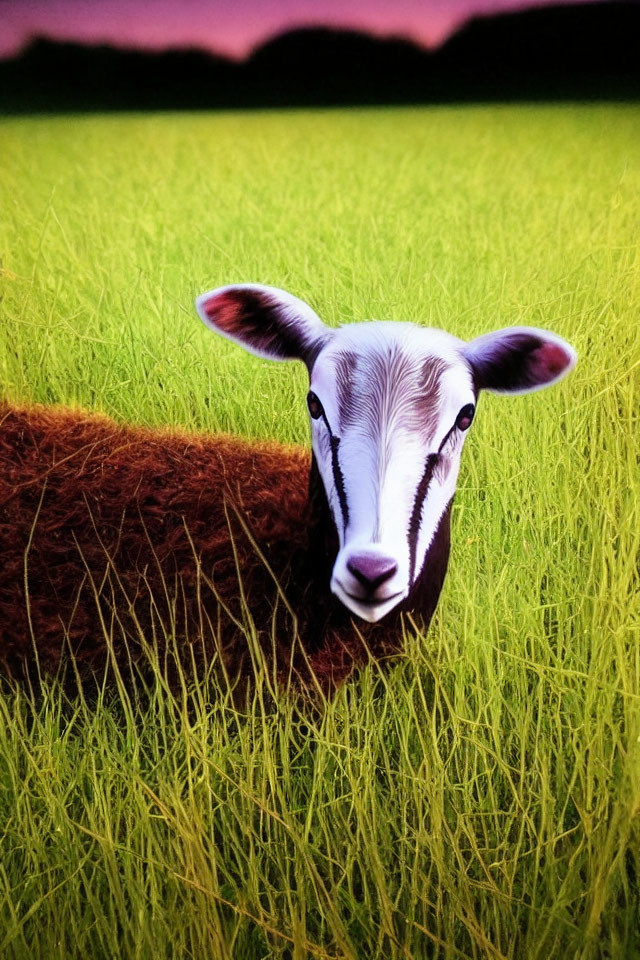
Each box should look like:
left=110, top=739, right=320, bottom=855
left=0, top=0, right=604, bottom=60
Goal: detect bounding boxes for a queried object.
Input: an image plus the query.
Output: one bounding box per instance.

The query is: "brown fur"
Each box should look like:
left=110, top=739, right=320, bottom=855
left=0, top=403, right=450, bottom=695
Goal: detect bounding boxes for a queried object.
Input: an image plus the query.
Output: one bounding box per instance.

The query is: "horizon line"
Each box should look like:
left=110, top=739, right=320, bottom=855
left=0, top=0, right=611, bottom=64
left=4, top=22, right=455, bottom=65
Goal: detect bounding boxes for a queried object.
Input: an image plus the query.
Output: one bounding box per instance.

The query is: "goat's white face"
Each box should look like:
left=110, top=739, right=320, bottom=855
left=308, top=322, right=475, bottom=620
left=196, top=284, right=576, bottom=623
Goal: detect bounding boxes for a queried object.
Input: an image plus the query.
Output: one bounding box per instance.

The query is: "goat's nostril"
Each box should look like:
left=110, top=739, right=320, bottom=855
left=347, top=554, right=398, bottom=592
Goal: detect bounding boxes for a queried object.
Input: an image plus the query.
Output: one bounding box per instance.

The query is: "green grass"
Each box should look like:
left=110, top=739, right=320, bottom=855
left=1, top=104, right=639, bottom=958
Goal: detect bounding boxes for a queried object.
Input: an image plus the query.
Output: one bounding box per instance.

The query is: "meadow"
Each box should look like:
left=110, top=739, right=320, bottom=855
left=0, top=104, right=639, bottom=958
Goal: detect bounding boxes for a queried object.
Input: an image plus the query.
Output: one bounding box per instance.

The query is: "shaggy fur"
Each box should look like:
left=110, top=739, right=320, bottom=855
left=0, top=403, right=450, bottom=694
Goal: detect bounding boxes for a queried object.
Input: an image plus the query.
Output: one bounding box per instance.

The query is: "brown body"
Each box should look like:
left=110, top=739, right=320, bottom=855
left=0, top=404, right=451, bottom=693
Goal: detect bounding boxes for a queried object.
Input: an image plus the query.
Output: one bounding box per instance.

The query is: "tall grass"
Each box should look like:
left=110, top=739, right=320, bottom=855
left=0, top=105, right=639, bottom=957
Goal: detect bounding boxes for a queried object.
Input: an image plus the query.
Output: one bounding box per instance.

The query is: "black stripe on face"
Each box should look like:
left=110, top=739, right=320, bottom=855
left=407, top=426, right=458, bottom=586
left=407, top=454, right=439, bottom=588
left=319, top=410, right=350, bottom=535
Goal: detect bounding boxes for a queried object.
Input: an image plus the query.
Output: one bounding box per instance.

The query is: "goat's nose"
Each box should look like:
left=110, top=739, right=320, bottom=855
left=347, top=554, right=398, bottom=592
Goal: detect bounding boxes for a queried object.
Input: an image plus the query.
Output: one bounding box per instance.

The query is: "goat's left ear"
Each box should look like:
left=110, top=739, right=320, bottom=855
left=195, top=283, right=331, bottom=368
left=463, top=327, right=577, bottom=394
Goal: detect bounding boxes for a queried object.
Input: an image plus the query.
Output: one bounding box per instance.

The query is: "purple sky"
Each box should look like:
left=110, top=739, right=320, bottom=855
left=0, top=0, right=604, bottom=60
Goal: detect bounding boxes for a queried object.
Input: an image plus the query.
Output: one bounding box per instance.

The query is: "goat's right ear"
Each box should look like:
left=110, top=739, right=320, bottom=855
left=463, top=326, right=577, bottom=394
left=195, top=283, right=331, bottom=367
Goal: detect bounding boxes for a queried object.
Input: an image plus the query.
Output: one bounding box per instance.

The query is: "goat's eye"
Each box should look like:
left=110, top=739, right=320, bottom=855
left=455, top=403, right=475, bottom=431
left=307, top=391, right=324, bottom=420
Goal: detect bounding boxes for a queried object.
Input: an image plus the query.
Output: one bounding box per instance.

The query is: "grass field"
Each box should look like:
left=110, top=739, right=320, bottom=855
left=1, top=105, right=639, bottom=958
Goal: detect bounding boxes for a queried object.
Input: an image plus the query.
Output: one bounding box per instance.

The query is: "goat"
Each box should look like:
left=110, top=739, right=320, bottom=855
left=0, top=284, right=576, bottom=693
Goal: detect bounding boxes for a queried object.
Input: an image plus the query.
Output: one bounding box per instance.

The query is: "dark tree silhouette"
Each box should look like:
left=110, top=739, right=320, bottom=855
left=0, top=4, right=638, bottom=112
